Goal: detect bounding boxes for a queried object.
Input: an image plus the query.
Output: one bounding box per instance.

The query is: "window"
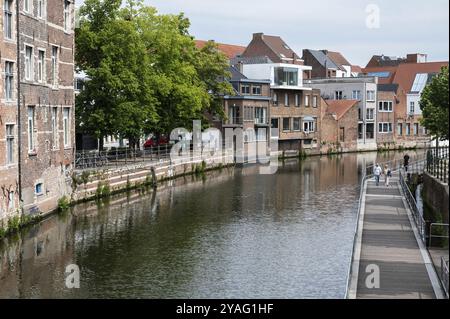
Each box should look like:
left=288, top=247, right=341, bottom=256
left=406, top=123, right=411, bottom=135
left=64, top=0, right=71, bottom=32
left=367, top=90, right=375, bottom=101
left=274, top=67, right=298, bottom=86
left=284, top=93, right=289, bottom=106
left=25, top=46, right=33, bottom=81
left=28, top=107, right=35, bottom=152
left=273, top=93, right=278, bottom=106
left=6, top=124, right=14, bottom=164
left=413, top=123, right=419, bottom=135
left=378, top=122, right=393, bottom=133
left=352, top=90, right=361, bottom=100
left=5, top=61, right=14, bottom=101
left=252, top=85, right=261, bottom=95
left=339, top=127, right=345, bottom=142
left=271, top=118, right=279, bottom=137
left=378, top=101, right=393, bottom=112
left=305, top=95, right=310, bottom=107
left=409, top=101, right=415, bottom=114
left=35, top=183, right=43, bottom=195
left=293, top=118, right=301, bottom=131
left=24, top=0, right=31, bottom=13
left=4, top=0, right=13, bottom=40
left=411, top=73, right=428, bottom=92
left=335, top=91, right=343, bottom=100
left=37, top=0, right=45, bottom=18
left=51, top=46, right=58, bottom=87
left=303, top=120, right=315, bottom=133
left=63, top=108, right=70, bottom=147
left=52, top=107, right=58, bottom=149
left=8, top=191, right=14, bottom=210
left=38, top=50, right=45, bottom=82
left=282, top=118, right=290, bottom=131
left=312, top=96, right=318, bottom=108
left=397, top=123, right=403, bottom=136
left=366, top=108, right=374, bottom=120
left=295, top=94, right=299, bottom=107
left=241, top=85, right=250, bottom=94
left=254, top=107, right=266, bottom=124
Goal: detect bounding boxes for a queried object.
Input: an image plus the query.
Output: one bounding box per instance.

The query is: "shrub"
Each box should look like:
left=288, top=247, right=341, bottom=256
left=58, top=196, right=71, bottom=211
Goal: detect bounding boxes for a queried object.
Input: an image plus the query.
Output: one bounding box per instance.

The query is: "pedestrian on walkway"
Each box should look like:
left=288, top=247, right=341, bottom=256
left=403, top=154, right=410, bottom=172
left=384, top=164, right=392, bottom=187
left=374, top=164, right=382, bottom=186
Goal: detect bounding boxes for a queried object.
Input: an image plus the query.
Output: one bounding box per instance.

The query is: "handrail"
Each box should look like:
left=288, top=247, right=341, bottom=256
left=441, top=257, right=449, bottom=298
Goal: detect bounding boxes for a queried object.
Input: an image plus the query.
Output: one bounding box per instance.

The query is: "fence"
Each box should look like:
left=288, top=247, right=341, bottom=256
left=426, top=147, right=449, bottom=184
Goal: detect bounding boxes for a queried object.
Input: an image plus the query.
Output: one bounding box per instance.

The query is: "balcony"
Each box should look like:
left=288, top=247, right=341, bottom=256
left=224, top=117, right=243, bottom=126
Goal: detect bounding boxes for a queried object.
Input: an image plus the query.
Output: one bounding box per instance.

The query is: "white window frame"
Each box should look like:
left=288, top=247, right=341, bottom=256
left=282, top=117, right=290, bottom=132
left=3, top=0, right=13, bottom=40
left=5, top=61, right=14, bottom=101
left=352, top=90, right=361, bottom=100
left=28, top=107, right=35, bottom=152
left=295, top=94, right=299, bottom=107
left=51, top=46, right=59, bottom=88
left=252, top=85, right=261, bottom=95
left=367, top=90, right=376, bottom=102
left=63, top=108, right=70, bottom=147
left=37, top=49, right=46, bottom=83
left=284, top=93, right=289, bottom=106
left=312, top=96, right=318, bottom=108
left=37, top=0, right=46, bottom=19
left=304, top=95, right=310, bottom=107
left=293, top=117, right=301, bottom=131
left=303, top=120, right=315, bottom=133
left=378, top=122, right=393, bottom=133
left=64, top=0, right=71, bottom=32
left=409, top=101, right=415, bottom=114
left=366, top=108, right=375, bottom=120
left=378, top=101, right=393, bottom=112
left=335, top=91, right=343, bottom=100
left=25, top=45, right=34, bottom=81
left=6, top=124, right=15, bottom=164
left=24, top=0, right=32, bottom=13
left=52, top=107, right=58, bottom=149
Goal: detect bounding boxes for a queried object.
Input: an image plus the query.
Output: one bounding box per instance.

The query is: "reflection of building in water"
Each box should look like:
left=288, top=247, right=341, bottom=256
left=0, top=216, right=76, bottom=298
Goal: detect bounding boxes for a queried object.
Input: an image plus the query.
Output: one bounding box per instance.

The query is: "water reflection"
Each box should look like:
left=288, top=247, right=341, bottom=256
left=0, top=150, right=425, bottom=298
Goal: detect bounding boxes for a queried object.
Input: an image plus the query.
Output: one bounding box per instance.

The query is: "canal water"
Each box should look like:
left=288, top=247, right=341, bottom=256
left=0, top=150, right=425, bottom=298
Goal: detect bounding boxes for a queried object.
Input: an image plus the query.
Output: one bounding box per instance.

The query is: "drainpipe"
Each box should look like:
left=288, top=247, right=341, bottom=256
left=16, top=0, right=23, bottom=205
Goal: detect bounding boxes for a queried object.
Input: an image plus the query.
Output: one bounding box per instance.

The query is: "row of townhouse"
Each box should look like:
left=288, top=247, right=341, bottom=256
left=0, top=0, right=75, bottom=223
left=198, top=33, right=448, bottom=154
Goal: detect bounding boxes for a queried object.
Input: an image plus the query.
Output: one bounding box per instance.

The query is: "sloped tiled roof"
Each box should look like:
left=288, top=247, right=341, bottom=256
left=228, top=66, right=248, bottom=81
left=325, top=100, right=359, bottom=120
left=195, top=40, right=246, bottom=59
left=306, top=49, right=340, bottom=69
left=261, top=35, right=301, bottom=60
left=378, top=83, right=399, bottom=93
left=327, top=51, right=351, bottom=68
left=351, top=65, right=363, bottom=73
left=363, top=62, right=448, bottom=92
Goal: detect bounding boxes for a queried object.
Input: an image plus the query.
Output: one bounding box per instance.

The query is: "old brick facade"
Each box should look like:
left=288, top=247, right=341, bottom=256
left=0, top=0, right=75, bottom=225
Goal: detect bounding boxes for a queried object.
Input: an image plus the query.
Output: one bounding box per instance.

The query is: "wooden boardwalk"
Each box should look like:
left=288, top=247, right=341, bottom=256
left=347, top=173, right=444, bottom=299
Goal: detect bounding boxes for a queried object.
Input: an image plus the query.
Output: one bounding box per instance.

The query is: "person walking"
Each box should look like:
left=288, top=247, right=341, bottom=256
left=384, top=164, right=392, bottom=187
left=374, top=164, right=382, bottom=186
left=403, top=153, right=410, bottom=172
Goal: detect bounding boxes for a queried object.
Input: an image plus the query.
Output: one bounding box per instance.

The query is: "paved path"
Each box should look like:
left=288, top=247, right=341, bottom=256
left=348, top=173, right=443, bottom=299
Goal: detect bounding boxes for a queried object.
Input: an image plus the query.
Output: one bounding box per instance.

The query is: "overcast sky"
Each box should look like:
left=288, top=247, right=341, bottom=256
left=76, top=0, right=449, bottom=66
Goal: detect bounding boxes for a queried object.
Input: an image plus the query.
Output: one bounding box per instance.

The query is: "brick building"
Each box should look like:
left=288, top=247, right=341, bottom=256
left=234, top=33, right=322, bottom=153
left=363, top=53, right=448, bottom=148
left=321, top=99, right=359, bottom=152
left=0, top=0, right=75, bottom=225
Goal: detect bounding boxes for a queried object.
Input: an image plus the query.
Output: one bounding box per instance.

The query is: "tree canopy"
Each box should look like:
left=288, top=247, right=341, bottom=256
left=75, top=0, right=233, bottom=148
left=419, top=66, right=449, bottom=141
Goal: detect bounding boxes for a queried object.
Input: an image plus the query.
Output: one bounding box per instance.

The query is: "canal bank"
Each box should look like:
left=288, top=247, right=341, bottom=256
left=0, top=151, right=427, bottom=298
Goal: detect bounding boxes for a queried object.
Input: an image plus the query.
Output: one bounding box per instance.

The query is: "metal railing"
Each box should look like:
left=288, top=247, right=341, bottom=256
left=441, top=257, right=449, bottom=298
left=75, top=144, right=174, bottom=170
left=426, top=147, right=449, bottom=184
left=400, top=170, right=427, bottom=243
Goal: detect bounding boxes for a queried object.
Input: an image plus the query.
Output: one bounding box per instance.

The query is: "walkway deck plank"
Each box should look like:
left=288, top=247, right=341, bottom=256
left=354, top=173, right=437, bottom=299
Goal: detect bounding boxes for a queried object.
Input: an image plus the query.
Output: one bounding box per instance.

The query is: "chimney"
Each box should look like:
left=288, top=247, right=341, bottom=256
left=237, top=61, right=244, bottom=73
left=407, top=53, right=427, bottom=63
left=253, top=33, right=264, bottom=41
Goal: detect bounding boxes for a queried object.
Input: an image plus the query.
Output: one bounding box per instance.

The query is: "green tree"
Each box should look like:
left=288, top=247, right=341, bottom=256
left=76, top=0, right=233, bottom=149
left=420, top=66, right=449, bottom=142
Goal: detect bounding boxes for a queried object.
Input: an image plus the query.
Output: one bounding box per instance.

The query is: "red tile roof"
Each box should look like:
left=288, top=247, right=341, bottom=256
left=327, top=51, right=351, bottom=68
left=195, top=40, right=246, bottom=59
left=325, top=100, right=359, bottom=120
left=363, top=61, right=448, bottom=92
left=351, top=65, right=362, bottom=73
